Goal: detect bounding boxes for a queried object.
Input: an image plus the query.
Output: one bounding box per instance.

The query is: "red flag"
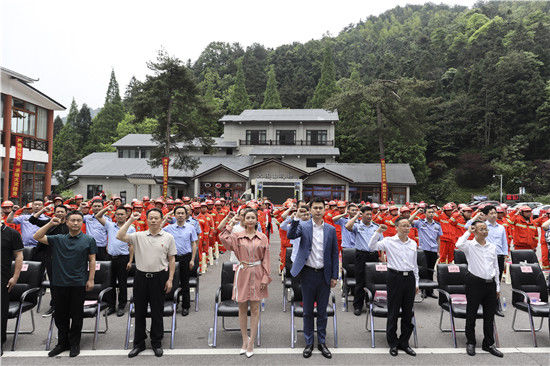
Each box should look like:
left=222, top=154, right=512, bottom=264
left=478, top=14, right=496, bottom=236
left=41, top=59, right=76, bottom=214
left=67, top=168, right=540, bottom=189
left=10, top=136, right=24, bottom=198
left=380, top=158, right=388, bottom=204
left=162, top=157, right=169, bottom=198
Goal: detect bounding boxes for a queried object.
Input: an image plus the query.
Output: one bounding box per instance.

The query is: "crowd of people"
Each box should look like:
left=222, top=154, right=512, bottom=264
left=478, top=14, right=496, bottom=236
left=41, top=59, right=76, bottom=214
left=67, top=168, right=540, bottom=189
left=1, top=193, right=549, bottom=359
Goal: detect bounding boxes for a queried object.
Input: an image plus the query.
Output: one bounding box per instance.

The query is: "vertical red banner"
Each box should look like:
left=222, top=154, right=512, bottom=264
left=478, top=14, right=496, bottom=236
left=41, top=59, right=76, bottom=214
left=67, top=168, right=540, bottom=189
left=380, top=158, right=388, bottom=204
left=10, top=136, right=24, bottom=198
left=162, top=157, right=169, bottom=198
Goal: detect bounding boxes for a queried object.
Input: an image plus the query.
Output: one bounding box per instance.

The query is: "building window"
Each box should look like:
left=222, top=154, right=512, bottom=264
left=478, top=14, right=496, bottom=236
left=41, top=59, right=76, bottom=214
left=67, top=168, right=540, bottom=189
left=7, top=159, right=46, bottom=206
left=389, top=187, right=407, bottom=205
left=36, top=108, right=48, bottom=139
left=226, top=148, right=233, bottom=155
left=120, top=148, right=140, bottom=158
left=118, top=149, right=123, bottom=158
left=306, top=130, right=327, bottom=145
left=349, top=186, right=380, bottom=203
left=1, top=95, right=4, bottom=129
left=303, top=185, right=345, bottom=201
left=140, top=149, right=151, bottom=159
left=87, top=184, right=103, bottom=199
left=11, top=98, right=47, bottom=140
left=246, top=130, right=266, bottom=145
left=306, top=158, right=325, bottom=168
left=120, top=191, right=126, bottom=204
left=276, top=130, right=295, bottom=145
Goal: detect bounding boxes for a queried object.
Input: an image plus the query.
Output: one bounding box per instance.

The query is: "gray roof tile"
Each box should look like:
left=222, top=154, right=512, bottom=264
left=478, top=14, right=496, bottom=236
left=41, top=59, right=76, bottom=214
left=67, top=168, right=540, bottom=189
left=111, top=134, right=237, bottom=148
left=319, top=163, right=416, bottom=185
left=220, top=109, right=338, bottom=122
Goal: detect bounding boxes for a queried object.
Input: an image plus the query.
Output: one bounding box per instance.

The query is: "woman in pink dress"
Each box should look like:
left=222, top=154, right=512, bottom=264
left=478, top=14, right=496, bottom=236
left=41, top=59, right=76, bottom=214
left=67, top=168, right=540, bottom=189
left=220, top=208, right=271, bottom=358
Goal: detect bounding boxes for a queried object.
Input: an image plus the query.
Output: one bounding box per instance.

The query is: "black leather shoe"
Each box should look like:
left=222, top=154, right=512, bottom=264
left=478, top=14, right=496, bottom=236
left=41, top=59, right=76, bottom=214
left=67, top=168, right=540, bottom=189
left=128, top=345, right=145, bottom=358
left=495, top=309, right=505, bottom=317
left=398, top=345, right=416, bottom=356
left=482, top=344, right=503, bottom=358
left=466, top=343, right=476, bottom=356
left=318, top=343, right=332, bottom=359
left=117, top=308, right=125, bottom=317
left=389, top=346, right=398, bottom=356
left=152, top=347, right=163, bottom=357
left=106, top=307, right=116, bottom=316
left=182, top=308, right=189, bottom=316
left=303, top=344, right=314, bottom=358
left=48, top=344, right=69, bottom=357
left=427, top=293, right=438, bottom=299
left=353, top=308, right=362, bottom=316
left=69, top=345, right=80, bottom=357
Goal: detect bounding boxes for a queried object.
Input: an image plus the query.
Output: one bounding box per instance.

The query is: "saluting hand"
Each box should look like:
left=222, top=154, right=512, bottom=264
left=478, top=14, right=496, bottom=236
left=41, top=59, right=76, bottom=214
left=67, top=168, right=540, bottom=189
left=12, top=205, right=20, bottom=211
left=131, top=211, right=141, bottom=221
left=377, top=224, right=388, bottom=233
left=330, top=279, right=337, bottom=288
left=50, top=217, right=61, bottom=226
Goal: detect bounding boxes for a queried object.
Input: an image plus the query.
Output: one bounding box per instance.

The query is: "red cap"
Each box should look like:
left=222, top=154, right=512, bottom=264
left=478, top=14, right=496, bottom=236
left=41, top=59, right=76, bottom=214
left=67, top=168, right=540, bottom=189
left=337, top=201, right=346, bottom=208
left=1, top=200, right=14, bottom=207
left=142, top=196, right=150, bottom=202
left=75, top=194, right=83, bottom=199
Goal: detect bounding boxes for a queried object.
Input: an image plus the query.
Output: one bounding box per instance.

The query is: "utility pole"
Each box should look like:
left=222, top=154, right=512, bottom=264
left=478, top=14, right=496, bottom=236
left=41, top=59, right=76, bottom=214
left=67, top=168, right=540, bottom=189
left=493, top=174, right=503, bottom=203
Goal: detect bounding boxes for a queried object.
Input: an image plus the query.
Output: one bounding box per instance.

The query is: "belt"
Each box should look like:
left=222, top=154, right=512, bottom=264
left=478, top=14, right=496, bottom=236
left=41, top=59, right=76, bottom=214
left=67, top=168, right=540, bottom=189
left=388, top=268, right=413, bottom=276
left=136, top=270, right=164, bottom=279
left=110, top=254, right=129, bottom=258
left=304, top=265, right=324, bottom=272
left=467, top=271, right=495, bottom=283
left=356, top=249, right=375, bottom=254
left=234, top=260, right=261, bottom=299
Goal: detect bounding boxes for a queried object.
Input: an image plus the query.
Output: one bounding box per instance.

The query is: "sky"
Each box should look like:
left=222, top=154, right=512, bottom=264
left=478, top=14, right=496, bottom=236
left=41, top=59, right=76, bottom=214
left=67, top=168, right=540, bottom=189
left=1, top=0, right=476, bottom=117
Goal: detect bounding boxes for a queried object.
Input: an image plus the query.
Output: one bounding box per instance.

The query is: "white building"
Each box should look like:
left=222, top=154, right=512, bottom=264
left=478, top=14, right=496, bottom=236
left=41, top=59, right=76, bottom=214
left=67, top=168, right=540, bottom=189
left=70, top=109, right=416, bottom=204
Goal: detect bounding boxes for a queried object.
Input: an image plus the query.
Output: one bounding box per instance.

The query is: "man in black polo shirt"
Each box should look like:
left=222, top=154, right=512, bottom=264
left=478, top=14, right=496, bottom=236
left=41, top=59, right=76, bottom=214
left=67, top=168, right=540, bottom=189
left=33, top=211, right=97, bottom=358
left=1, top=223, right=24, bottom=355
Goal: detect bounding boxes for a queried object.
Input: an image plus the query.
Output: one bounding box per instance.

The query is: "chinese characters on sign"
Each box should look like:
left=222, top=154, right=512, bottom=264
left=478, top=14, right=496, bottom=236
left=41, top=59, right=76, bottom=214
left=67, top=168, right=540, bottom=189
left=162, top=157, right=169, bottom=198
left=380, top=158, right=388, bottom=203
left=10, top=136, right=24, bottom=198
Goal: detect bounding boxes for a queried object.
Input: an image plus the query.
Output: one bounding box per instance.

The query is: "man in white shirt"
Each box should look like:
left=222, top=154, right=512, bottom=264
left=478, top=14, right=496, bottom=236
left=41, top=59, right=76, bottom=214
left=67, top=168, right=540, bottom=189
left=369, top=217, right=419, bottom=357
left=456, top=222, right=503, bottom=358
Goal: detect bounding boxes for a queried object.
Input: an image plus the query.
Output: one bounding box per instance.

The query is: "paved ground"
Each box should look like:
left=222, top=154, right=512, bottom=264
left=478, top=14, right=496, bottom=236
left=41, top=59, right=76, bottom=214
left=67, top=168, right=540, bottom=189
left=2, top=230, right=549, bottom=365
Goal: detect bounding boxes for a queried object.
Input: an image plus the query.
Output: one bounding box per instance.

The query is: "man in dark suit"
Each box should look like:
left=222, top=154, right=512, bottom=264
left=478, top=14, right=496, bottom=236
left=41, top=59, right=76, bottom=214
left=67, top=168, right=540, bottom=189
left=288, top=197, right=339, bottom=359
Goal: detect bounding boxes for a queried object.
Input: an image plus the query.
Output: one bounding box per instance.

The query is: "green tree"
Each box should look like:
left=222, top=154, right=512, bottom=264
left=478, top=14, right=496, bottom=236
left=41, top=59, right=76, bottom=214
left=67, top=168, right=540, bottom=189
left=53, top=116, right=64, bottom=136
left=131, top=50, right=215, bottom=170
left=226, top=58, right=251, bottom=114
left=105, top=69, right=122, bottom=105
left=261, top=65, right=282, bottom=109
left=74, top=104, right=92, bottom=145
left=52, top=123, right=81, bottom=189
left=65, top=98, right=78, bottom=126
left=310, top=46, right=339, bottom=108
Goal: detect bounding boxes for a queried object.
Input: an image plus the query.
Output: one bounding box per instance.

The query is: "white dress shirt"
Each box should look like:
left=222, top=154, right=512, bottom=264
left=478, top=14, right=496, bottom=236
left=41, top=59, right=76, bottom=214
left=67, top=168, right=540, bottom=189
left=305, top=220, right=324, bottom=269
left=368, top=233, right=419, bottom=287
left=455, top=231, right=500, bottom=292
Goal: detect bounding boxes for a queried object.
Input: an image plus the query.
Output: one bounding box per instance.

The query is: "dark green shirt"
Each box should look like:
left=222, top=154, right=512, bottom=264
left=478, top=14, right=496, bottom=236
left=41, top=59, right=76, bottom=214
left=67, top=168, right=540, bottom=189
left=47, top=232, right=97, bottom=287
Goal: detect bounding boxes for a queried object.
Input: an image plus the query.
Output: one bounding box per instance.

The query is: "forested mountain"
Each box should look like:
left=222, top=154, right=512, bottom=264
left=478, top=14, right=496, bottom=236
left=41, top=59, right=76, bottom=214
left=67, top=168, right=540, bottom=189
left=55, top=1, right=550, bottom=203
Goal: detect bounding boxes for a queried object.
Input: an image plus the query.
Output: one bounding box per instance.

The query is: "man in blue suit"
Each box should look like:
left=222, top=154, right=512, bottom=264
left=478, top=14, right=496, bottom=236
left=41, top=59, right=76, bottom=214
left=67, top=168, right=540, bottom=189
left=288, top=197, right=339, bottom=359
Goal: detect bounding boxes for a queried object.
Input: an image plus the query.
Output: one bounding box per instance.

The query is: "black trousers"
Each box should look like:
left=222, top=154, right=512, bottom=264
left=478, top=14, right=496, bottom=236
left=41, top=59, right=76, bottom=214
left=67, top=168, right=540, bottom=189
left=176, top=254, right=192, bottom=310
left=1, top=280, right=8, bottom=347
left=108, top=255, right=129, bottom=309
left=354, top=250, right=379, bottom=310
left=133, top=270, right=167, bottom=348
left=423, top=250, right=439, bottom=296
left=465, top=272, right=497, bottom=347
left=300, top=267, right=331, bottom=345
left=497, top=255, right=505, bottom=281
left=32, top=245, right=53, bottom=307
left=386, top=269, right=415, bottom=348
left=96, top=247, right=110, bottom=261
left=51, top=286, right=86, bottom=347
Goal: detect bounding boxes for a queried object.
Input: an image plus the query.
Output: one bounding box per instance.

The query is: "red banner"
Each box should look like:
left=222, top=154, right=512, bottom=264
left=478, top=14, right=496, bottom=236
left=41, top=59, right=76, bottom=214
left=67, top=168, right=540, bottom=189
left=162, top=157, right=169, bottom=198
left=10, top=136, right=24, bottom=198
left=380, top=158, right=388, bottom=204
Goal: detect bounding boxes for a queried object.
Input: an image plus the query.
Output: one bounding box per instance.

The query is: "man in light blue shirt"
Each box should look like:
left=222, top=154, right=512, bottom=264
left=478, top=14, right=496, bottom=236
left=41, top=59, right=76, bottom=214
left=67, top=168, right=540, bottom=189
left=345, top=206, right=379, bottom=315
left=162, top=206, right=198, bottom=316
left=97, top=206, right=135, bottom=316
left=410, top=207, right=442, bottom=298
left=6, top=200, right=47, bottom=247
left=332, top=204, right=358, bottom=249
left=83, top=199, right=109, bottom=260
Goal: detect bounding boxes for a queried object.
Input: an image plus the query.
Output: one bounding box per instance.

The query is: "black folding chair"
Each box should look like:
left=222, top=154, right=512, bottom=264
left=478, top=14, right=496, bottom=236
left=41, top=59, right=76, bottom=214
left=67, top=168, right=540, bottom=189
left=124, top=263, right=181, bottom=349
left=22, top=247, right=35, bottom=261
left=289, top=279, right=338, bottom=348
left=453, top=250, right=468, bottom=265
left=212, top=262, right=261, bottom=347
left=7, top=261, right=43, bottom=351
left=510, top=263, right=549, bottom=347
left=511, top=250, right=539, bottom=265
left=341, top=248, right=356, bottom=312
left=416, top=250, right=438, bottom=303
left=46, top=261, right=113, bottom=350
left=189, top=250, right=200, bottom=312
left=126, top=263, right=136, bottom=288
left=436, top=263, right=499, bottom=348
left=364, top=262, right=418, bottom=348
left=281, top=247, right=293, bottom=311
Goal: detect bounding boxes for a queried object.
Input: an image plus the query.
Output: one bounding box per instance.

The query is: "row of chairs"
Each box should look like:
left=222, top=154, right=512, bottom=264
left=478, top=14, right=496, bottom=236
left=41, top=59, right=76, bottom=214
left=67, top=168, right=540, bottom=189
left=7, top=251, right=202, bottom=351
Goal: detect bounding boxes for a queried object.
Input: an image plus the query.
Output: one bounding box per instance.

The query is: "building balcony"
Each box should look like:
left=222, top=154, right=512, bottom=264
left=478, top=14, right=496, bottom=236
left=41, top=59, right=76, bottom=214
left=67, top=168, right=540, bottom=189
left=239, top=139, right=334, bottom=146
left=1, top=132, right=49, bottom=152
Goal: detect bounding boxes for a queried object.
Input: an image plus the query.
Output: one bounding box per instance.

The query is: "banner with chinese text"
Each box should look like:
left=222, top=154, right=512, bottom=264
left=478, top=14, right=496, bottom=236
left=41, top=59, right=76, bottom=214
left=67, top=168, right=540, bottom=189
left=162, top=157, right=169, bottom=198
left=10, top=136, right=24, bottom=198
left=380, top=158, right=388, bottom=203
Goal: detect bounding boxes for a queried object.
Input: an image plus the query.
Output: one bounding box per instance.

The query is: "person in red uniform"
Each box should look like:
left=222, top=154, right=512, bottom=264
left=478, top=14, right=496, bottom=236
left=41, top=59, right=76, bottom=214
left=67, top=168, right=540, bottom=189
left=142, top=196, right=152, bottom=210
left=533, top=209, right=549, bottom=268
left=496, top=206, right=512, bottom=245
left=275, top=201, right=293, bottom=272
left=333, top=201, right=346, bottom=251
left=509, top=206, right=538, bottom=250
left=434, top=203, right=456, bottom=263
left=451, top=206, right=473, bottom=246
left=199, top=202, right=215, bottom=252
left=398, top=206, right=418, bottom=243
left=1, top=201, right=20, bottom=232
left=323, top=201, right=337, bottom=226
left=383, top=206, right=399, bottom=237
left=132, top=201, right=148, bottom=231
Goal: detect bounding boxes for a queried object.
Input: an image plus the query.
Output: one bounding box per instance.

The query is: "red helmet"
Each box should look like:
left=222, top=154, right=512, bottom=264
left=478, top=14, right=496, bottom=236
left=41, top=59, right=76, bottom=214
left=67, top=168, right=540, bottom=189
left=1, top=200, right=14, bottom=207
left=328, top=200, right=336, bottom=206
left=133, top=201, right=143, bottom=208
left=336, top=201, right=346, bottom=208
left=380, top=204, right=388, bottom=210
left=388, top=205, right=398, bottom=212
left=461, top=206, right=473, bottom=212
left=174, top=198, right=183, bottom=204
left=200, top=202, right=207, bottom=207
left=166, top=199, right=175, bottom=205
left=418, top=202, right=427, bottom=208
left=458, top=203, right=467, bottom=210
left=371, top=203, right=379, bottom=209
left=400, top=206, right=410, bottom=213
left=191, top=202, right=201, bottom=209
left=220, top=198, right=226, bottom=202
left=214, top=200, right=222, bottom=205
left=111, top=195, right=121, bottom=201
left=123, top=204, right=132, bottom=209
left=142, top=196, right=150, bottom=202
left=205, top=200, right=214, bottom=205
left=75, top=194, right=83, bottom=200
left=182, top=196, right=191, bottom=202
left=496, top=207, right=505, bottom=213
left=500, top=203, right=508, bottom=209
left=155, top=198, right=164, bottom=204
left=443, top=203, right=453, bottom=211
left=54, top=196, right=64, bottom=202
left=519, top=206, right=532, bottom=212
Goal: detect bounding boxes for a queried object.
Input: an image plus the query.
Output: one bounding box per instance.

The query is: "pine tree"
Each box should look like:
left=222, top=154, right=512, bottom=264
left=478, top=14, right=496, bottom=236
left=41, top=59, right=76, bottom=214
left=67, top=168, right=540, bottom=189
left=105, top=69, right=122, bottom=106
left=74, top=104, right=92, bottom=145
left=227, top=58, right=251, bottom=114
left=53, top=116, right=64, bottom=136
left=53, top=123, right=81, bottom=189
left=310, top=46, right=339, bottom=108
left=261, top=65, right=282, bottom=109
left=65, top=98, right=78, bottom=126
